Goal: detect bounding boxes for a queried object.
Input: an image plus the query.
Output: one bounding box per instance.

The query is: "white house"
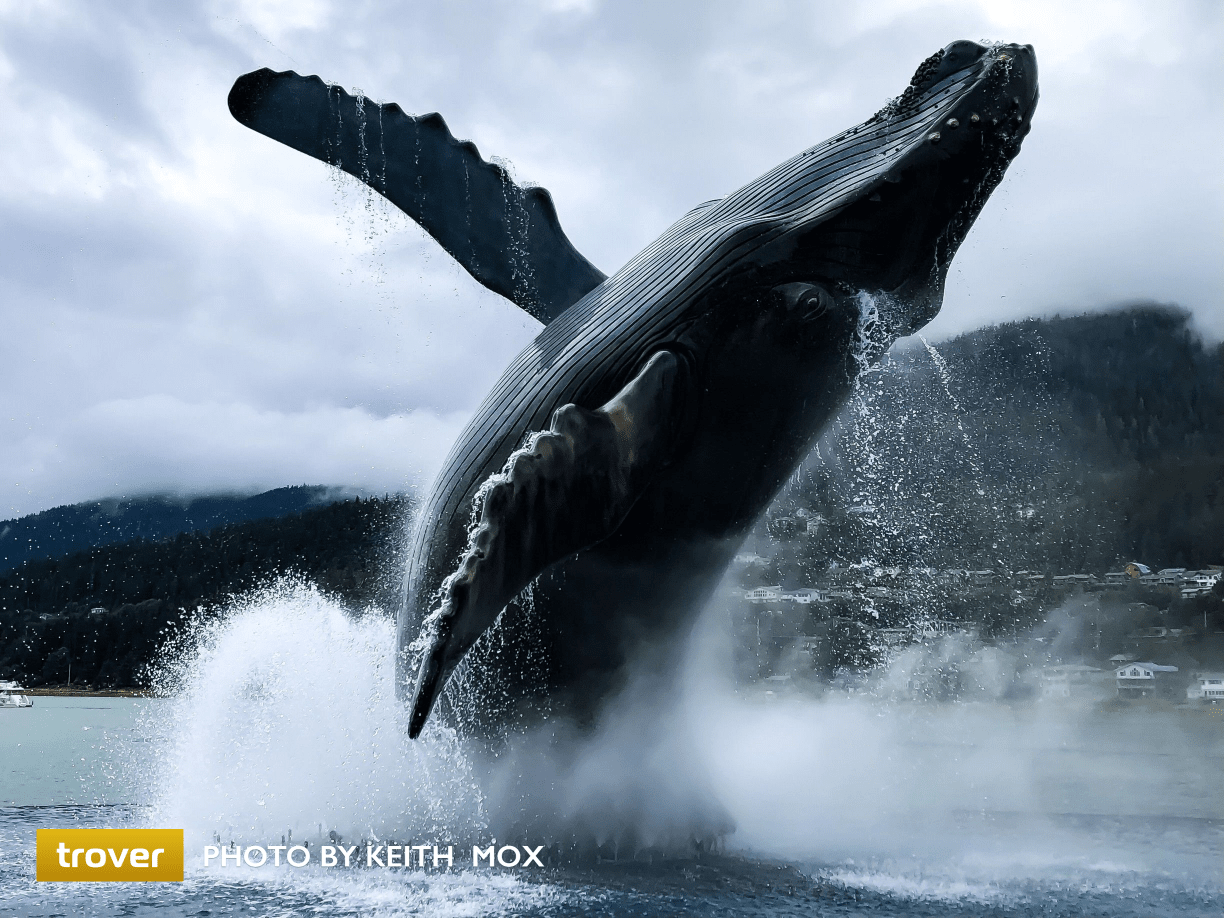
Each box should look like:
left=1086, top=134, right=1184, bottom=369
left=781, top=588, right=828, bottom=604
left=1115, top=661, right=1178, bottom=697
left=1187, top=674, right=1224, bottom=701
left=1187, top=673, right=1224, bottom=702
left=917, top=620, right=965, bottom=639
left=1180, top=571, right=1221, bottom=599
left=1040, top=664, right=1103, bottom=699
left=743, top=585, right=783, bottom=603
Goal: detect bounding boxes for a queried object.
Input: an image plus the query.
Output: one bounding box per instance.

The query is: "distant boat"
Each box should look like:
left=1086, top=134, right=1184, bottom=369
left=0, top=681, right=33, bottom=708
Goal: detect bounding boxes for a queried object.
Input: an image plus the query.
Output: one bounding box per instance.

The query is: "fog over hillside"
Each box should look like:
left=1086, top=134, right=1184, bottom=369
left=1, top=306, right=1221, bottom=689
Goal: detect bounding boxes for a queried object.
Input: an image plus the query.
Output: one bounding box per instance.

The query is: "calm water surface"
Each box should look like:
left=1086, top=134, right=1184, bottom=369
left=2, top=696, right=1221, bottom=917
left=2, top=696, right=153, bottom=806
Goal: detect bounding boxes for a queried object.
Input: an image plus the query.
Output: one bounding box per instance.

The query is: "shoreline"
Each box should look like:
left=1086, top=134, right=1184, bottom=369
left=24, top=686, right=155, bottom=698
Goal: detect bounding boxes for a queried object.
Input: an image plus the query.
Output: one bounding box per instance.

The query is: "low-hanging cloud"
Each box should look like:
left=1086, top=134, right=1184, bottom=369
left=5, top=395, right=465, bottom=509
left=1, top=0, right=1220, bottom=516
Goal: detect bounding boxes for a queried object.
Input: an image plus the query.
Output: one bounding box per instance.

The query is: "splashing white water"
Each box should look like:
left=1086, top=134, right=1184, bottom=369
left=918, top=333, right=987, bottom=496
left=140, top=580, right=486, bottom=852
left=852, top=289, right=887, bottom=376
left=104, top=563, right=1223, bottom=908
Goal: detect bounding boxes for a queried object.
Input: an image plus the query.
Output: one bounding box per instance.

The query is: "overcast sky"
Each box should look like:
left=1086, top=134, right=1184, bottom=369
left=2, top=0, right=1221, bottom=518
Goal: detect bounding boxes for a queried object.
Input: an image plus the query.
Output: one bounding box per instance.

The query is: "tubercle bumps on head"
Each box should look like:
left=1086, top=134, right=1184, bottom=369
left=871, top=47, right=947, bottom=122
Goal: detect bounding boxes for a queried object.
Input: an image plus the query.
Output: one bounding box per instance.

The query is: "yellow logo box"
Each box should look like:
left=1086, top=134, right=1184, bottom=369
left=37, top=829, right=183, bottom=882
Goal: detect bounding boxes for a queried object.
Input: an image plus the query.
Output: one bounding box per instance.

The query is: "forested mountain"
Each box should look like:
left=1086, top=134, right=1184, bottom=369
left=775, top=304, right=1223, bottom=575
left=0, top=496, right=408, bottom=687
left=0, top=485, right=363, bottom=573
left=0, top=304, right=1219, bottom=689
left=944, top=305, right=1222, bottom=569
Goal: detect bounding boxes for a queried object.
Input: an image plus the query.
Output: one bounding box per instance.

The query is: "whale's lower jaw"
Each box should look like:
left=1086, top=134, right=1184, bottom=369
left=427, top=531, right=739, bottom=734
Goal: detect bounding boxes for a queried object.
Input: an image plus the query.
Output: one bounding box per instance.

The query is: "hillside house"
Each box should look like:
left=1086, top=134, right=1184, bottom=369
left=1053, top=573, right=1098, bottom=590
left=1040, top=663, right=1103, bottom=699
left=1131, top=627, right=1170, bottom=639
left=917, top=620, right=973, bottom=640
left=781, top=588, right=828, bottom=604
left=1180, top=571, right=1220, bottom=599
left=1115, top=661, right=1178, bottom=697
left=744, top=585, right=783, bottom=603
left=1187, top=673, right=1224, bottom=702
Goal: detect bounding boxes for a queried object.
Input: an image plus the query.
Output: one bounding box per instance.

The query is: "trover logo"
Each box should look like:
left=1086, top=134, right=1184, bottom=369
left=37, top=830, right=184, bottom=882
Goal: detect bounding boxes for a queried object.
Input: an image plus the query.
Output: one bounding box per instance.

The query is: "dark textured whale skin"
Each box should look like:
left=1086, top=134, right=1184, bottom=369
left=400, top=41, right=1037, bottom=735
left=228, top=41, right=1037, bottom=737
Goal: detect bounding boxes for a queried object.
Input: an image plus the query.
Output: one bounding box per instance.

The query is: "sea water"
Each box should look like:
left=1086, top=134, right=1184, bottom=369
left=1, top=584, right=1221, bottom=916
left=1, top=696, right=153, bottom=807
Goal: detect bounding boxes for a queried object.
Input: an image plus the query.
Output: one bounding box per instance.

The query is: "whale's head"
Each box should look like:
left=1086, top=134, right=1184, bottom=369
left=777, top=40, right=1038, bottom=340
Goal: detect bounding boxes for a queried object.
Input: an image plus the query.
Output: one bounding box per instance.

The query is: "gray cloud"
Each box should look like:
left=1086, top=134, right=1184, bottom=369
left=2, top=0, right=1220, bottom=517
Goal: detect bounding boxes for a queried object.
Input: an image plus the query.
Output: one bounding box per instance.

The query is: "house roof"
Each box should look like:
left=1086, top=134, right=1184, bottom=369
left=1117, top=662, right=1179, bottom=673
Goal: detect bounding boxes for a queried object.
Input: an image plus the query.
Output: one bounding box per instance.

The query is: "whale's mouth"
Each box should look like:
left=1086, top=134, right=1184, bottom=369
left=791, top=41, right=1038, bottom=335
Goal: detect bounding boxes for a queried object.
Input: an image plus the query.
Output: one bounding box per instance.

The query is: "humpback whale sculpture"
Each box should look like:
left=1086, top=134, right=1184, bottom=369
left=229, top=40, right=1037, bottom=738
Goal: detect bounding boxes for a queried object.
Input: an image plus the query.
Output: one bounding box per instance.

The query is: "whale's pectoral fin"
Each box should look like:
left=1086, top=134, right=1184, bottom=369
left=228, top=69, right=606, bottom=323
left=407, top=350, right=687, bottom=737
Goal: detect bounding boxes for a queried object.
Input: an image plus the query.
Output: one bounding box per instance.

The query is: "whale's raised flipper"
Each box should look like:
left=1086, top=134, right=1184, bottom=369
left=407, top=350, right=687, bottom=737
left=228, top=69, right=606, bottom=323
